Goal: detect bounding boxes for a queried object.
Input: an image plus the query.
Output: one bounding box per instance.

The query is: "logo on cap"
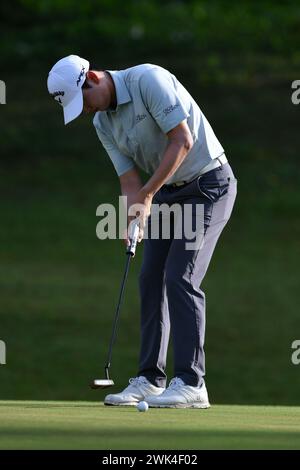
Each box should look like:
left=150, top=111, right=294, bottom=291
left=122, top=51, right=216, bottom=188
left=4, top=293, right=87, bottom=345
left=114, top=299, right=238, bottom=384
left=50, top=90, right=65, bottom=105
left=47, top=55, right=90, bottom=124
left=76, top=66, right=86, bottom=87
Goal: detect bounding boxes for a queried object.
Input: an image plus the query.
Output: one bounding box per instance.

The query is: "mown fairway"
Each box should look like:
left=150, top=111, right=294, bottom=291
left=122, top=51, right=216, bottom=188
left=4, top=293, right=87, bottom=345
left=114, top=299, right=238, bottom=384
left=0, top=401, right=300, bottom=450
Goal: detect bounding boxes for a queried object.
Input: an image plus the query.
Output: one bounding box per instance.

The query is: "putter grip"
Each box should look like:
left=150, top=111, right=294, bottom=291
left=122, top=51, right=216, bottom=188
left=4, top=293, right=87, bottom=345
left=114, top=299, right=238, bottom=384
left=127, top=221, right=139, bottom=256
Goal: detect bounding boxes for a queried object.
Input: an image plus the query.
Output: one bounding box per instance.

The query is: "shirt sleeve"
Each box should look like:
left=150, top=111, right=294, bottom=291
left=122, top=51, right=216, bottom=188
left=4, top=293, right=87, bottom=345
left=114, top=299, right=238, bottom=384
left=94, top=126, right=135, bottom=177
left=139, top=68, right=190, bottom=134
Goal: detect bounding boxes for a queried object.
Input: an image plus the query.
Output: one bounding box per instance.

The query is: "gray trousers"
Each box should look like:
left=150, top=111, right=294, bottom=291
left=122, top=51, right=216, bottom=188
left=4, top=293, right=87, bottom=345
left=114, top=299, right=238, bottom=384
left=137, top=162, right=237, bottom=387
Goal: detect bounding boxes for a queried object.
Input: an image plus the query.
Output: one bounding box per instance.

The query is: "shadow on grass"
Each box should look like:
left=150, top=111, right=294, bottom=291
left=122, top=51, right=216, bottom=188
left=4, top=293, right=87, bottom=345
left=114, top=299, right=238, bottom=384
left=0, top=427, right=299, bottom=450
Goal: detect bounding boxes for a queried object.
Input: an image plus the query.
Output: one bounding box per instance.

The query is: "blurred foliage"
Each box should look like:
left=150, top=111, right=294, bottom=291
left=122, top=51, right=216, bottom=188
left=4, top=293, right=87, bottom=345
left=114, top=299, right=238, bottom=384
left=1, top=0, right=300, bottom=404
left=1, top=0, right=300, bottom=83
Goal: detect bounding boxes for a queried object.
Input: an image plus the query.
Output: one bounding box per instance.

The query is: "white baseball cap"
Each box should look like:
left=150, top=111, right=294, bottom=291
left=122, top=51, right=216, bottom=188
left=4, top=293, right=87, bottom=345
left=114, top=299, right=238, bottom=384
left=47, top=55, right=90, bottom=125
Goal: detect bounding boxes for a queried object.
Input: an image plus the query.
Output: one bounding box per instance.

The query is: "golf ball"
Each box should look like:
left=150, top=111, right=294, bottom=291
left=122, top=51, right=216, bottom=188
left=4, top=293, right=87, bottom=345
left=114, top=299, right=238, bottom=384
left=137, top=401, right=149, bottom=412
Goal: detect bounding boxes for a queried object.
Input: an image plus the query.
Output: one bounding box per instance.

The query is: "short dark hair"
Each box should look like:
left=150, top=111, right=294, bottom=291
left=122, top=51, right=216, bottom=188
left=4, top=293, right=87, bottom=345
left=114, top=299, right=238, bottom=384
left=82, top=78, right=92, bottom=89
left=82, top=64, right=102, bottom=88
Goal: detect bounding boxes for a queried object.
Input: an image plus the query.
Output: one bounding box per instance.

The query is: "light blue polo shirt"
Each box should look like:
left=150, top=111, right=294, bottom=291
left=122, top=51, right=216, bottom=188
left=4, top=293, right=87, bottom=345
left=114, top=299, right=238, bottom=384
left=93, top=64, right=224, bottom=184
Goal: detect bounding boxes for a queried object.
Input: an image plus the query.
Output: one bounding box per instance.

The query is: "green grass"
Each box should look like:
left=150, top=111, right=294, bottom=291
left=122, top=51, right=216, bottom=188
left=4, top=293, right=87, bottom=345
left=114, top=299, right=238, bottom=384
left=0, top=401, right=300, bottom=450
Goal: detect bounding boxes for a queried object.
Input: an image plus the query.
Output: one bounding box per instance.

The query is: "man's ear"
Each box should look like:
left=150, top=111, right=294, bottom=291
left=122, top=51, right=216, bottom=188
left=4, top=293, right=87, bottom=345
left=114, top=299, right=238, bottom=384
left=86, top=70, right=100, bottom=84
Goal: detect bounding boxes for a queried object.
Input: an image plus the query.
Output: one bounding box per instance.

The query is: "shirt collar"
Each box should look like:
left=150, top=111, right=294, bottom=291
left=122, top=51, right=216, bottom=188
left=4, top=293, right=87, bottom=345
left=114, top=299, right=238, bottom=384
left=105, top=70, right=131, bottom=111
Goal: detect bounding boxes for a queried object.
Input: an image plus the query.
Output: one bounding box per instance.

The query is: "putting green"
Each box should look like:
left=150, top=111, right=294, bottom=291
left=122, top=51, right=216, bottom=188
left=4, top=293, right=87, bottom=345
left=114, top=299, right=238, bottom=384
left=0, top=401, right=300, bottom=450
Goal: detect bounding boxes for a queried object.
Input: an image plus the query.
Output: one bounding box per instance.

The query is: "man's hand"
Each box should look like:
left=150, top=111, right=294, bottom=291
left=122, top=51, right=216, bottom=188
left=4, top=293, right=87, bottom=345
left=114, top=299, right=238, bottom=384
left=128, top=189, right=153, bottom=243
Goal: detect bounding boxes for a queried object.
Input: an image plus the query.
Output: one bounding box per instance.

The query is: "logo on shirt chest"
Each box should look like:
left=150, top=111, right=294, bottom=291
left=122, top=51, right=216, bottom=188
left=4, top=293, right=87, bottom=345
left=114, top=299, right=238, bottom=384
left=135, top=113, right=147, bottom=123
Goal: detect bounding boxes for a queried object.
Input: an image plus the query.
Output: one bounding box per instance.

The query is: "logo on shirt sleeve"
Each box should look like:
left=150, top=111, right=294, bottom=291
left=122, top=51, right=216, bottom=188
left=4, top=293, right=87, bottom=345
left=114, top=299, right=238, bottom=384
left=163, top=103, right=179, bottom=116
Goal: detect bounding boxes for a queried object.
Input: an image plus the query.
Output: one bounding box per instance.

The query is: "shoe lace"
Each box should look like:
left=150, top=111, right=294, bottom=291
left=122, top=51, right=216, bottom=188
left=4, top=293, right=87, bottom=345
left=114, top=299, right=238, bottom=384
left=167, top=377, right=185, bottom=391
left=127, top=376, right=148, bottom=389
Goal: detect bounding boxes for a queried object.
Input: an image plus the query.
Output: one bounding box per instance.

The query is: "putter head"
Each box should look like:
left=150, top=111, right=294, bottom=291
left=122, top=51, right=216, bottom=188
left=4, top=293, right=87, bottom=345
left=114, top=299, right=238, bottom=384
left=90, top=379, right=115, bottom=389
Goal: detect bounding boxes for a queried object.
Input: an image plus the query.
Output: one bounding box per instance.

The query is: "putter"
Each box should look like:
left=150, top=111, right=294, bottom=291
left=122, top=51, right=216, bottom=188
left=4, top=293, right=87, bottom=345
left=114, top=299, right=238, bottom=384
left=91, top=220, right=140, bottom=389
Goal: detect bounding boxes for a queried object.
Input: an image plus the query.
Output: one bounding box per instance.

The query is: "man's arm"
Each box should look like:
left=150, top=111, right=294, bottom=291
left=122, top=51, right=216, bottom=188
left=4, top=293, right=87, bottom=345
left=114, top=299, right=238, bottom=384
left=120, top=120, right=193, bottom=242
left=120, top=120, right=193, bottom=198
left=120, top=166, right=144, bottom=211
left=141, top=120, right=193, bottom=198
left=119, top=166, right=144, bottom=245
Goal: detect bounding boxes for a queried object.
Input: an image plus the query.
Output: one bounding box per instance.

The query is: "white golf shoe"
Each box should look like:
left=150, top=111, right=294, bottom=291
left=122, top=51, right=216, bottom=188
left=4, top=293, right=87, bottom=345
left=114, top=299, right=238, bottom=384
left=104, top=376, right=165, bottom=406
left=145, top=377, right=210, bottom=408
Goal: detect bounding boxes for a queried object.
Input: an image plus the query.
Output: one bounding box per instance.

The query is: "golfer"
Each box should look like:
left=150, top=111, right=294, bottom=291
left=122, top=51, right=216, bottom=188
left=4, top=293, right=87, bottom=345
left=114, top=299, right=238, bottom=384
left=47, top=55, right=237, bottom=408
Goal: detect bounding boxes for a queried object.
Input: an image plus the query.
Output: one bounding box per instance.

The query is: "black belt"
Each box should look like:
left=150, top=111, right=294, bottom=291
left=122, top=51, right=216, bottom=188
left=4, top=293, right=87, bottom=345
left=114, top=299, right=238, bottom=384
left=166, top=155, right=228, bottom=188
